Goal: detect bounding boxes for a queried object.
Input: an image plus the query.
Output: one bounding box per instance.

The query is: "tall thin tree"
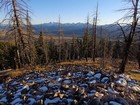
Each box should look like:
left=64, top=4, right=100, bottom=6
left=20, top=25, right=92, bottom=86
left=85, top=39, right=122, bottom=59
left=26, top=10, right=36, bottom=66
left=92, top=3, right=98, bottom=61
left=83, top=15, right=90, bottom=61
left=117, top=0, right=139, bottom=73
left=58, top=16, right=64, bottom=62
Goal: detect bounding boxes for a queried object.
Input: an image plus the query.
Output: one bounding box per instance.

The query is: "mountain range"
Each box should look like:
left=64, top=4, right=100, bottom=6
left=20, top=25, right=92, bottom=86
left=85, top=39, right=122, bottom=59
left=33, top=22, right=122, bottom=39
left=0, top=22, right=122, bottom=39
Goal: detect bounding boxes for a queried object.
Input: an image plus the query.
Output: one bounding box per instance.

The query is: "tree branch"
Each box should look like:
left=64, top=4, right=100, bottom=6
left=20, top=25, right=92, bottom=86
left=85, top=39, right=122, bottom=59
left=117, top=23, right=127, bottom=41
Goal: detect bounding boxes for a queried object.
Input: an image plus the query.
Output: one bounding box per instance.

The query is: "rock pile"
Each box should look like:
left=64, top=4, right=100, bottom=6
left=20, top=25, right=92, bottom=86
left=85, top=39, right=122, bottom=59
left=0, top=65, right=140, bottom=105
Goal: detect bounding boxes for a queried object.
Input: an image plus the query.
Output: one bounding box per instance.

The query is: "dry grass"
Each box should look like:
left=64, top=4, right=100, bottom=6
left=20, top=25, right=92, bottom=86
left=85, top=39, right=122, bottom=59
left=35, top=65, right=52, bottom=71
left=0, top=59, right=140, bottom=81
left=7, top=70, right=25, bottom=78
left=59, top=60, right=100, bottom=66
left=6, top=64, right=52, bottom=78
left=125, top=61, right=139, bottom=70
left=126, top=71, right=140, bottom=81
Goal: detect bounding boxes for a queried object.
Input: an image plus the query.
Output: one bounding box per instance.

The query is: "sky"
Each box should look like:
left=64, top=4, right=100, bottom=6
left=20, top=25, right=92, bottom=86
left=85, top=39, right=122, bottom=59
left=1, top=0, right=129, bottom=25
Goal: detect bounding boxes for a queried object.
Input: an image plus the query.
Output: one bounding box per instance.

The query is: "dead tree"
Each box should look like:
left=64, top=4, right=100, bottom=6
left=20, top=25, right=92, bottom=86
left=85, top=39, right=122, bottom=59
left=26, top=10, right=37, bottom=66
left=83, top=15, right=90, bottom=61
left=117, top=0, right=139, bottom=73
left=58, top=16, right=61, bottom=62
left=92, top=4, right=98, bottom=61
left=12, top=0, right=27, bottom=67
left=0, top=0, right=33, bottom=68
left=12, top=17, right=21, bottom=68
left=58, top=16, right=64, bottom=62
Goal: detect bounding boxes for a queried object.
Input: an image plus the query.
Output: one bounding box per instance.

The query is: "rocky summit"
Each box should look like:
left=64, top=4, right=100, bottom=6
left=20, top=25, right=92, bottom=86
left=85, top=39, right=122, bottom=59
left=0, top=65, right=140, bottom=105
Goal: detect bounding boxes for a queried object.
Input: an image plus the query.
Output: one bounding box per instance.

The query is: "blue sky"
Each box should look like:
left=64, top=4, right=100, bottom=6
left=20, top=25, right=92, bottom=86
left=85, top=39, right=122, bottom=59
left=28, top=0, right=126, bottom=25
left=0, top=0, right=128, bottom=25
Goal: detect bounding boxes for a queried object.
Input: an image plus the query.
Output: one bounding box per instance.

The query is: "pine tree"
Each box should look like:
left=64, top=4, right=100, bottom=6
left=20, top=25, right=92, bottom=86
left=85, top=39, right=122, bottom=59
left=37, top=31, right=48, bottom=64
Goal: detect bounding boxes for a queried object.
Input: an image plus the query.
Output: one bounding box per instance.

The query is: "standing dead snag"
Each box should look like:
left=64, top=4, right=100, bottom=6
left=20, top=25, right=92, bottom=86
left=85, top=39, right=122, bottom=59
left=83, top=15, right=90, bottom=61
left=92, top=4, right=98, bottom=62
left=26, top=10, right=37, bottom=66
left=117, top=0, right=139, bottom=73
left=57, top=16, right=64, bottom=62
left=0, top=0, right=34, bottom=68
left=58, top=16, right=61, bottom=62
left=12, top=0, right=25, bottom=67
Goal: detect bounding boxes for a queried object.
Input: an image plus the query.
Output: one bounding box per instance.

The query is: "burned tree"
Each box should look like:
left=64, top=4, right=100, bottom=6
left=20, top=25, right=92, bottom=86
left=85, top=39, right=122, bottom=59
left=26, top=10, right=37, bottom=66
left=0, top=0, right=34, bottom=68
left=83, top=15, right=90, bottom=61
left=92, top=4, right=98, bottom=61
left=117, top=0, right=139, bottom=73
left=58, top=16, right=63, bottom=62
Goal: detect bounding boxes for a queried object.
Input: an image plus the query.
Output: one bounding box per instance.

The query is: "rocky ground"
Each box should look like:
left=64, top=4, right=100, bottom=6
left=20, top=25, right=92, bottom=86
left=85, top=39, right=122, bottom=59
left=0, top=65, right=140, bottom=105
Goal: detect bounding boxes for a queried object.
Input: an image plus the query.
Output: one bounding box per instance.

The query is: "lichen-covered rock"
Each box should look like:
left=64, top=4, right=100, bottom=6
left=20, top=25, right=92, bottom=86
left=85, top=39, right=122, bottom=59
left=116, top=78, right=127, bottom=87
left=0, top=65, right=139, bottom=105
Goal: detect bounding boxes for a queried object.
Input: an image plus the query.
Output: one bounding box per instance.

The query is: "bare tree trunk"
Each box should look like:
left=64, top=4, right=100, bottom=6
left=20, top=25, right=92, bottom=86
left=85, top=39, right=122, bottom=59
left=12, top=17, right=21, bottom=69
left=119, top=42, right=131, bottom=73
left=12, top=0, right=25, bottom=67
left=26, top=10, right=36, bottom=66
left=58, top=16, right=61, bottom=62
left=119, top=0, right=139, bottom=73
left=83, top=15, right=90, bottom=62
left=92, top=4, right=98, bottom=61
